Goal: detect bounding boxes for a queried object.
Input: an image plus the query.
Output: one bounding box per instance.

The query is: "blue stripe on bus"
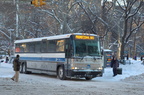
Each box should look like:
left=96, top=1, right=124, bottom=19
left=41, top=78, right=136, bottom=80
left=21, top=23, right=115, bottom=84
left=20, top=57, right=65, bottom=62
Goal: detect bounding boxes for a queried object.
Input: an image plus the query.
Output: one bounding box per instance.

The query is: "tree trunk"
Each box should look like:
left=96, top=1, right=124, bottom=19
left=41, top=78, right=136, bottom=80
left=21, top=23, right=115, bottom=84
left=120, top=41, right=125, bottom=60
left=120, top=18, right=127, bottom=60
left=117, top=34, right=121, bottom=60
left=133, top=33, right=137, bottom=58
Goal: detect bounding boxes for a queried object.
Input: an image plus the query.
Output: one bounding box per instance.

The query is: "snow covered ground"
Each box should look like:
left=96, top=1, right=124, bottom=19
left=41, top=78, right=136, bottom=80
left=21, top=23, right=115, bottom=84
left=96, top=59, right=144, bottom=82
left=1, top=58, right=144, bottom=82
left=0, top=58, right=144, bottom=95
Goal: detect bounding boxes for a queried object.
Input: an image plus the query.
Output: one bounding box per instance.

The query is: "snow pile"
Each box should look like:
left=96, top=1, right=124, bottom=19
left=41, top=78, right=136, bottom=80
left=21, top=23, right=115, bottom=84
left=121, top=73, right=144, bottom=81
left=94, top=59, right=144, bottom=82
left=120, top=60, right=144, bottom=81
left=121, top=60, right=144, bottom=75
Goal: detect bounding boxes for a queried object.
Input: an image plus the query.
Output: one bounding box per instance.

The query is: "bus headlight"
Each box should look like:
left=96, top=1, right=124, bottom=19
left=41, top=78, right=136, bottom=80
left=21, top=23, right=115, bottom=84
left=71, top=67, right=79, bottom=69
left=98, top=67, right=102, bottom=70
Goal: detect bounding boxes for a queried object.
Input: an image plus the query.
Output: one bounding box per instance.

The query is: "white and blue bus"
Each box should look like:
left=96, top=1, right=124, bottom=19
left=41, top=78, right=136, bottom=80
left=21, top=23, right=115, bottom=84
left=14, top=33, right=104, bottom=80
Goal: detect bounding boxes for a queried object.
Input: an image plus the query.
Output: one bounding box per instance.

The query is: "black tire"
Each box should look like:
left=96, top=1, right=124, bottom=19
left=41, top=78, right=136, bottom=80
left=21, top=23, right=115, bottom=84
left=85, top=77, right=92, bottom=80
left=57, top=66, right=66, bottom=80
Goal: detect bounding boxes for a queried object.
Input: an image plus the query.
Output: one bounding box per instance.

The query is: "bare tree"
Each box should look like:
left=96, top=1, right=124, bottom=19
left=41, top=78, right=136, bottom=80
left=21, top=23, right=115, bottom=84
left=114, top=0, right=144, bottom=59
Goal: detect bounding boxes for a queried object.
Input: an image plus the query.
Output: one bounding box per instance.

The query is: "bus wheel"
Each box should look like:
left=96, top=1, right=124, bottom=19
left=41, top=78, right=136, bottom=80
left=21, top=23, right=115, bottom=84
left=85, top=77, right=92, bottom=80
left=58, top=66, right=66, bottom=80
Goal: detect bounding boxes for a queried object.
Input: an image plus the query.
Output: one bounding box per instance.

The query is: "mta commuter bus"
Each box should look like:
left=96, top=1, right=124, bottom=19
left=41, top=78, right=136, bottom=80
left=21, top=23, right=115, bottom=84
left=14, top=33, right=104, bottom=80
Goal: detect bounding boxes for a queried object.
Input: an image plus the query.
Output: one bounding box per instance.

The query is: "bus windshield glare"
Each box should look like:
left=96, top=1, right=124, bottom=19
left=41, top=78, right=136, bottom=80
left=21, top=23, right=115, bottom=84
left=74, top=36, right=101, bottom=57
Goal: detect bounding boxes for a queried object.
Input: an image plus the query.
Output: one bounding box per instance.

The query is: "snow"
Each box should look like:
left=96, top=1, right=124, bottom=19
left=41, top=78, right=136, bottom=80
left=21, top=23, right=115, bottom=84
left=1, top=58, right=144, bottom=82
left=95, top=59, right=144, bottom=82
left=0, top=58, right=144, bottom=95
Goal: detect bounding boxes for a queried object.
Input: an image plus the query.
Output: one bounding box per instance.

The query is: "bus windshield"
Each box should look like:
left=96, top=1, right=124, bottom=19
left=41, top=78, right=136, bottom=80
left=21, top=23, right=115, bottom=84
left=74, top=37, right=101, bottom=57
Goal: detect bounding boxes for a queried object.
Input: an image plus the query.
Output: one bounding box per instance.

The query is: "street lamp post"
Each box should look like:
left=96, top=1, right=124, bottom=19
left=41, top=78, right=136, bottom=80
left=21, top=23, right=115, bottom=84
left=13, top=0, right=19, bottom=38
left=16, top=0, right=19, bottom=38
left=8, top=29, right=14, bottom=57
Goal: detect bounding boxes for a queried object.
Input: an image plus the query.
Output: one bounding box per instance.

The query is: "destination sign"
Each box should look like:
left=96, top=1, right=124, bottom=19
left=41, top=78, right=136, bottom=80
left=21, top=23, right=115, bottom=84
left=75, top=35, right=95, bottom=40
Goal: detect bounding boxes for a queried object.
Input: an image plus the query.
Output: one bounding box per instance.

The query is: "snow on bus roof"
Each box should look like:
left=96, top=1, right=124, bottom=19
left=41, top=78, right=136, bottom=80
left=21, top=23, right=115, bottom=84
left=14, top=33, right=98, bottom=43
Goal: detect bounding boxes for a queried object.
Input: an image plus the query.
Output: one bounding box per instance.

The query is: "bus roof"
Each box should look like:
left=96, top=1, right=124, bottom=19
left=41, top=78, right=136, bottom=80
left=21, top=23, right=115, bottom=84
left=14, top=33, right=98, bottom=43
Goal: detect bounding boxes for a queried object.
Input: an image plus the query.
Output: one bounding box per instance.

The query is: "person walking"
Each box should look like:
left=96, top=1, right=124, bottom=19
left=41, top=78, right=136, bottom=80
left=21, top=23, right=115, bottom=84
left=141, top=56, right=143, bottom=61
left=126, top=54, right=129, bottom=60
left=134, top=55, right=137, bottom=60
left=11, top=55, right=20, bottom=82
left=111, top=56, right=119, bottom=77
left=5, top=57, right=9, bottom=63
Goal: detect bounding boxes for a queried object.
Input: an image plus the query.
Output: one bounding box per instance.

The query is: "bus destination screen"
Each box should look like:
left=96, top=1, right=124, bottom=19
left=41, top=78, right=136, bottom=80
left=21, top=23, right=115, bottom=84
left=75, top=35, right=95, bottom=40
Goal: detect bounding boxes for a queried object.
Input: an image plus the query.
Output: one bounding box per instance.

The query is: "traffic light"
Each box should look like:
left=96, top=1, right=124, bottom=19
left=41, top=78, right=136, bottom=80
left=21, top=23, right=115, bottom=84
left=40, top=0, right=46, bottom=6
left=31, top=0, right=46, bottom=7
left=31, top=0, right=39, bottom=7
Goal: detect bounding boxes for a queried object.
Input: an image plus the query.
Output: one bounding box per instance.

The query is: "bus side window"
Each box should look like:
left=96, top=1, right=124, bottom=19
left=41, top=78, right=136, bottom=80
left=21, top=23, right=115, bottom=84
left=48, top=40, right=56, bottom=52
left=56, top=40, right=64, bottom=52
left=29, top=43, right=35, bottom=53
left=20, top=43, right=26, bottom=52
left=35, top=42, right=41, bottom=53
left=15, top=44, right=20, bottom=52
left=41, top=40, right=47, bottom=52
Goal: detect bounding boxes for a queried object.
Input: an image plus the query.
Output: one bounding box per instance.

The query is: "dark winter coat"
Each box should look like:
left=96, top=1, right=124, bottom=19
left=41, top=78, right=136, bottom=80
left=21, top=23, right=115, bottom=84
left=13, top=57, right=20, bottom=71
left=111, top=59, right=119, bottom=69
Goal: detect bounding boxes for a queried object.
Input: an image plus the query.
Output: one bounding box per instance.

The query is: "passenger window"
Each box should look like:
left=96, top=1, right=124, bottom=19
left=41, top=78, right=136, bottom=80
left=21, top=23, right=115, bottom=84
left=35, top=42, right=41, bottom=53
left=48, top=40, right=56, bottom=52
left=15, top=44, right=20, bottom=52
left=56, top=40, right=65, bottom=52
left=29, top=43, right=35, bottom=52
left=21, top=43, right=27, bottom=52
left=41, top=40, right=47, bottom=52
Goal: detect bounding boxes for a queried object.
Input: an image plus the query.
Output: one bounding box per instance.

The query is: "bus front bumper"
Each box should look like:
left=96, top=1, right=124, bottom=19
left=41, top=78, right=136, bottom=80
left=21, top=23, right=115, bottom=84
left=68, top=69, right=103, bottom=78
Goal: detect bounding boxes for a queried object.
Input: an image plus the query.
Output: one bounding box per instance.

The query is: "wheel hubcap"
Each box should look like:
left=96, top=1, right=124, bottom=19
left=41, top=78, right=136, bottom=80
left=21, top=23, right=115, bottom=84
left=59, top=68, right=63, bottom=78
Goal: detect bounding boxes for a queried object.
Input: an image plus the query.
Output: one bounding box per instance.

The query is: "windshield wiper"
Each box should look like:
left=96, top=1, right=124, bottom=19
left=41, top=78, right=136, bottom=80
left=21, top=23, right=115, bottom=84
left=80, top=55, right=88, bottom=61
